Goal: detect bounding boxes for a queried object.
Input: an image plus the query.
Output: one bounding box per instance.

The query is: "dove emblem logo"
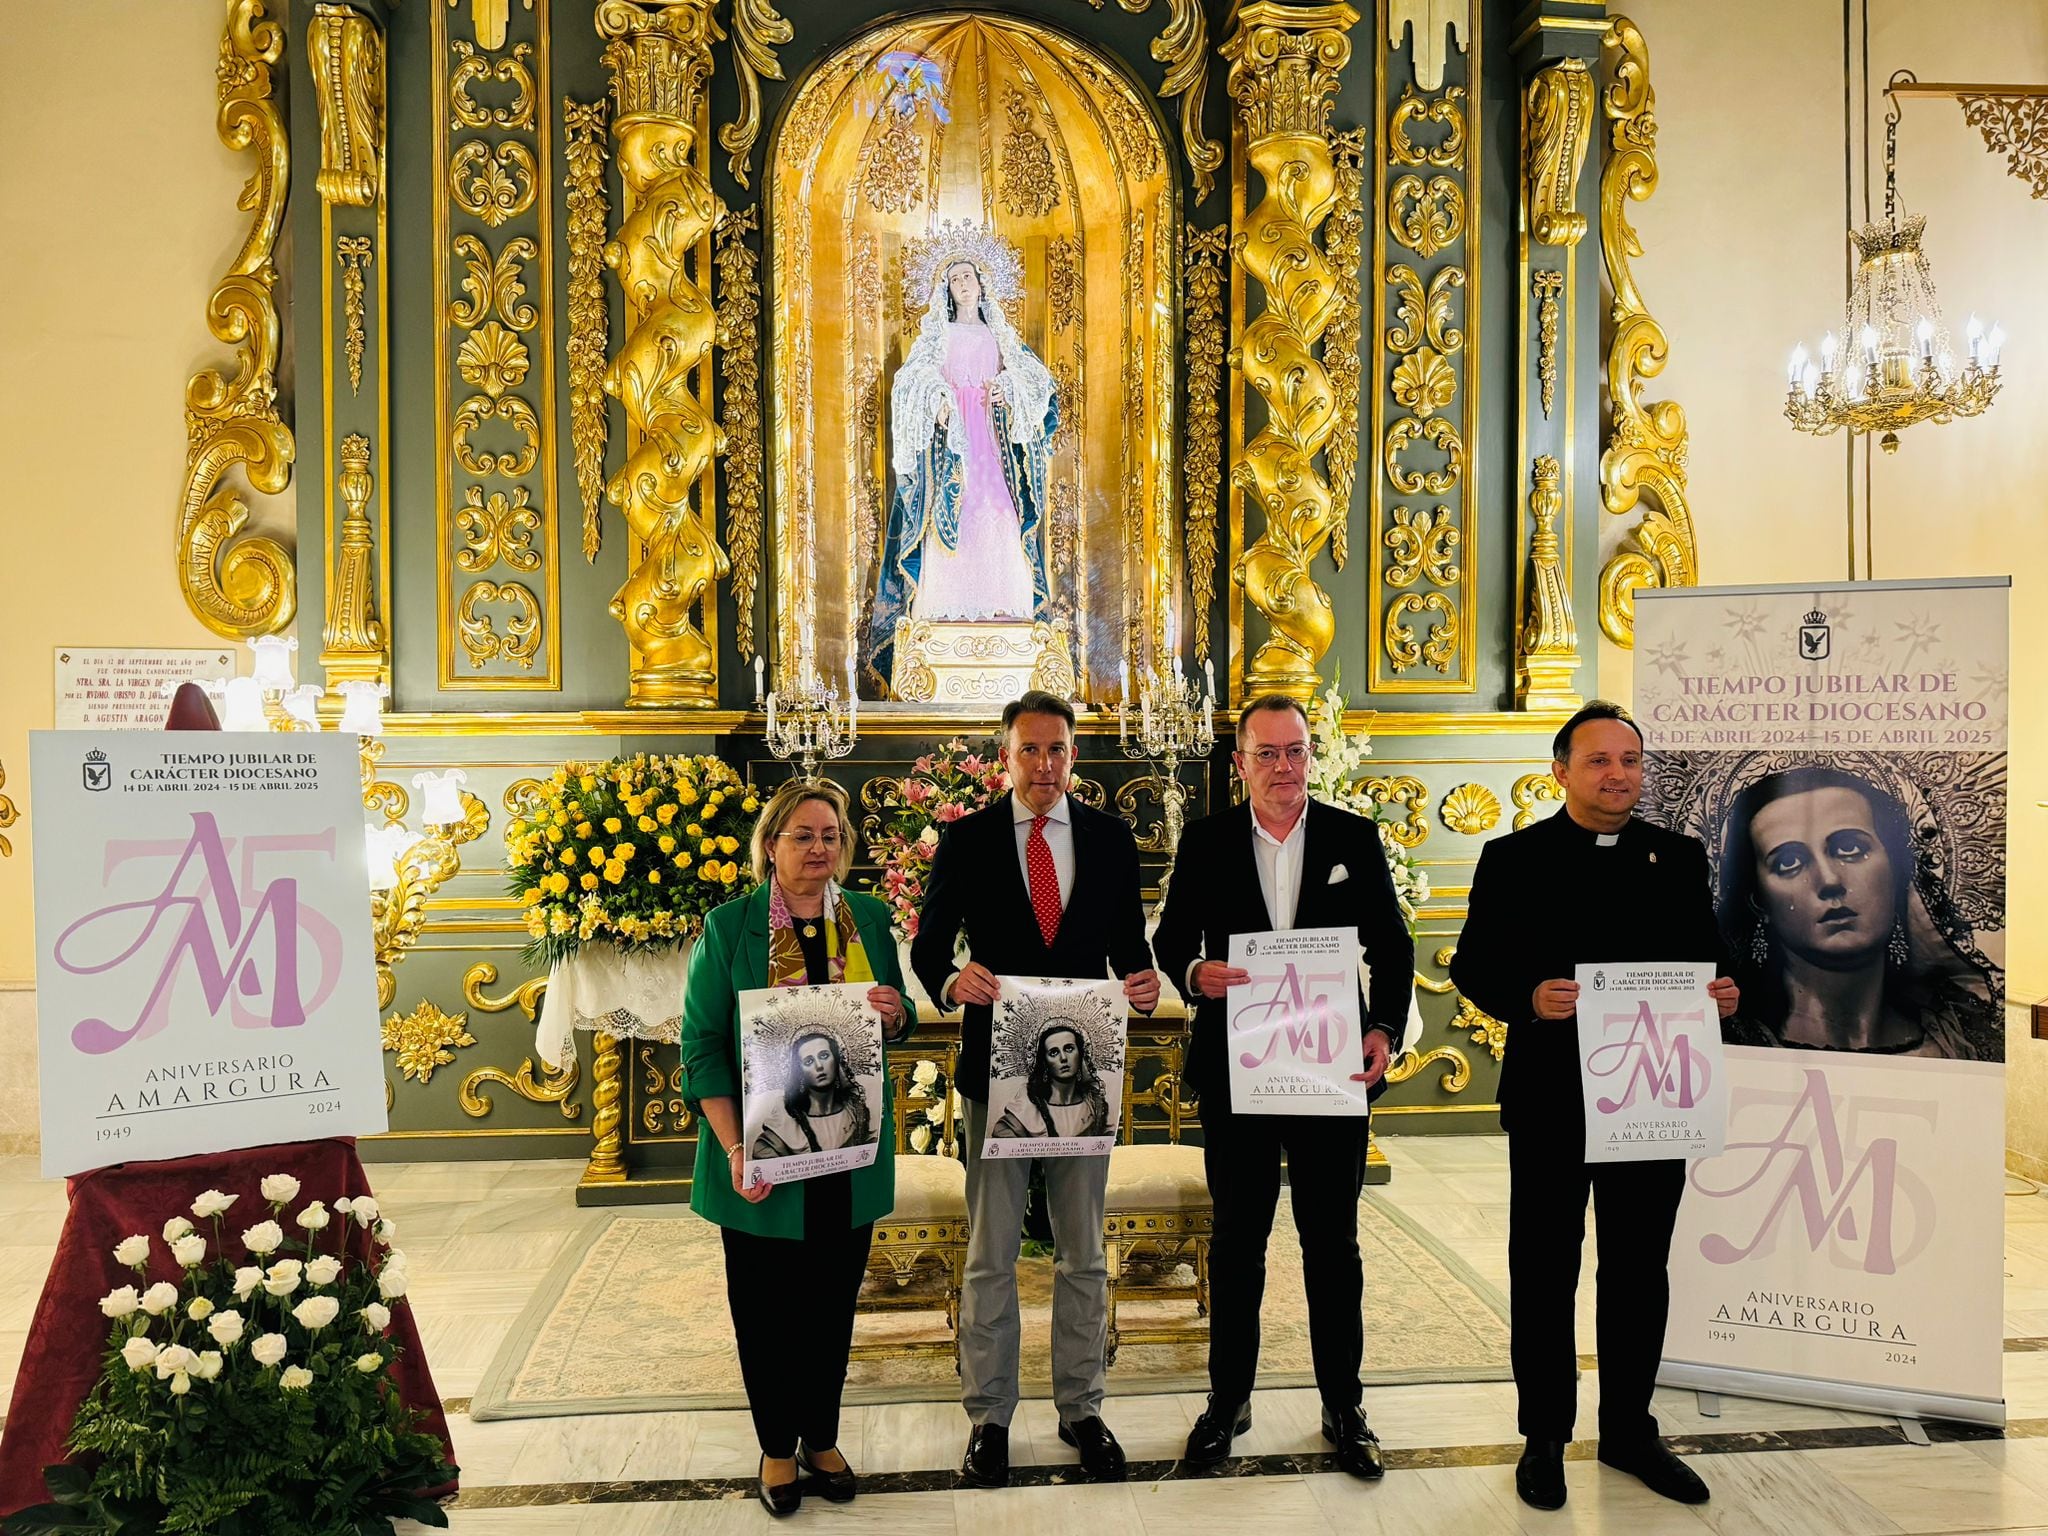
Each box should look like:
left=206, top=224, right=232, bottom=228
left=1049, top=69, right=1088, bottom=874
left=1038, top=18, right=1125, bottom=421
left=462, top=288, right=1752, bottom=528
left=1798, top=608, right=1830, bottom=661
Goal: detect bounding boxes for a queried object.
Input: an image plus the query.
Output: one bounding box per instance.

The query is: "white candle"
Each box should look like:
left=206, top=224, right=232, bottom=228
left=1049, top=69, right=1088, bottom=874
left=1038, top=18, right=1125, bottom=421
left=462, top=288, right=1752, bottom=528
left=845, top=655, right=858, bottom=732
left=1203, top=657, right=1215, bottom=701
left=754, top=654, right=765, bottom=706
left=766, top=692, right=777, bottom=734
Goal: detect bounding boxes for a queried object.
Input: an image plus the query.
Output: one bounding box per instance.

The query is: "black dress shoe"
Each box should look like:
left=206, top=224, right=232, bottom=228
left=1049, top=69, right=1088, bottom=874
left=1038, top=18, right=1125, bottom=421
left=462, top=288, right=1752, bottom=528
left=1182, top=1397, right=1253, bottom=1465
left=1319, top=1405, right=1385, bottom=1481
left=1057, top=1416, right=1128, bottom=1481
left=757, top=1455, right=803, bottom=1518
left=960, top=1423, right=1010, bottom=1488
left=1599, top=1437, right=1710, bottom=1504
left=796, top=1443, right=857, bottom=1503
left=1516, top=1439, right=1568, bottom=1510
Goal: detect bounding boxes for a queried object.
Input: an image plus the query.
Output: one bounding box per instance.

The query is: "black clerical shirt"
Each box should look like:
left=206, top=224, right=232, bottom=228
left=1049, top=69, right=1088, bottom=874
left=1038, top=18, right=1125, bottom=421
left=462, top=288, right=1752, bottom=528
left=1451, top=809, right=1726, bottom=1136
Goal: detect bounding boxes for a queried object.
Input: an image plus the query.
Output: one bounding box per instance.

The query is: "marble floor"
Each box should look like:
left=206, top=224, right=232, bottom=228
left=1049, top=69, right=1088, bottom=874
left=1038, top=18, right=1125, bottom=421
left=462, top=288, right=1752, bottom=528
left=5, top=1136, right=2048, bottom=1534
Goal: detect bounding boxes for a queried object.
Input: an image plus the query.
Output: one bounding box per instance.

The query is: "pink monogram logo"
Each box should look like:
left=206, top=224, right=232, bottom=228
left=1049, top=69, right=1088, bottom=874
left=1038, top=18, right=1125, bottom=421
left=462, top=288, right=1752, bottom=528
left=1234, top=964, right=1353, bottom=1068
left=1690, top=1068, right=1936, bottom=1276
left=53, top=812, right=345, bottom=1055
left=1587, top=1000, right=1713, bottom=1112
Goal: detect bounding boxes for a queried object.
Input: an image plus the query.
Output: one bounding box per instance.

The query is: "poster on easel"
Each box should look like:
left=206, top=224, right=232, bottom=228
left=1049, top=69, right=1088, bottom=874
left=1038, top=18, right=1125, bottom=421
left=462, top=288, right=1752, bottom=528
left=1636, top=578, right=2008, bottom=1427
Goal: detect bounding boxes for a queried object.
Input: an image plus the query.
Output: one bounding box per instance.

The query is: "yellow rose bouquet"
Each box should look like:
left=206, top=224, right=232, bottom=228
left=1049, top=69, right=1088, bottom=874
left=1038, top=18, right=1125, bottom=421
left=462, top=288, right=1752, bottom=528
left=505, top=753, right=761, bottom=966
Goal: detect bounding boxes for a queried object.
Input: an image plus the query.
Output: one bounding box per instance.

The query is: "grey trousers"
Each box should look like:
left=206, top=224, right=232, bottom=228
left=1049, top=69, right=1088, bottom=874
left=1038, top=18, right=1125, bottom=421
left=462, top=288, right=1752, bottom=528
left=960, top=1097, right=1110, bottom=1427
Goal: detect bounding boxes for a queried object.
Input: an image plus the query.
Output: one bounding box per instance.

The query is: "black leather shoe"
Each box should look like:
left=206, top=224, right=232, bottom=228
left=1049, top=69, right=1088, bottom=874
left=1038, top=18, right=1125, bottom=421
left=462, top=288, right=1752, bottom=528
left=1057, top=1416, right=1128, bottom=1481
left=1516, top=1439, right=1568, bottom=1510
left=796, top=1443, right=857, bottom=1503
left=1320, top=1405, right=1385, bottom=1481
left=757, top=1455, right=803, bottom=1517
left=1599, top=1437, right=1710, bottom=1504
left=960, top=1423, right=1010, bottom=1489
left=1182, top=1397, right=1253, bottom=1465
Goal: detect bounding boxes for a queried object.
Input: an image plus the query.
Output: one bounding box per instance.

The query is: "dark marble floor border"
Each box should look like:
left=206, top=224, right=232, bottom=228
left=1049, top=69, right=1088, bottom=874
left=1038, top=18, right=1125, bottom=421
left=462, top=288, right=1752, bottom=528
left=447, top=1415, right=2048, bottom=1510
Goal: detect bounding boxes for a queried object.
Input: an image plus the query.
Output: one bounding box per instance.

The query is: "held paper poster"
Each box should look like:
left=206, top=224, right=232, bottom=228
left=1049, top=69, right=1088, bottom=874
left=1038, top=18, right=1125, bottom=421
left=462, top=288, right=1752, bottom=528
left=28, top=731, right=385, bottom=1178
left=1573, top=961, right=1724, bottom=1163
left=740, top=983, right=885, bottom=1185
left=982, top=976, right=1126, bottom=1158
left=1226, top=926, right=1369, bottom=1115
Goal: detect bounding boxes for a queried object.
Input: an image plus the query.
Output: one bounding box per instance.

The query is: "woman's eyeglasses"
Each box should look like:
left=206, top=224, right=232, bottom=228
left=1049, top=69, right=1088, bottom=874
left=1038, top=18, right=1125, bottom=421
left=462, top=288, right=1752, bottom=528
left=777, top=830, right=843, bottom=850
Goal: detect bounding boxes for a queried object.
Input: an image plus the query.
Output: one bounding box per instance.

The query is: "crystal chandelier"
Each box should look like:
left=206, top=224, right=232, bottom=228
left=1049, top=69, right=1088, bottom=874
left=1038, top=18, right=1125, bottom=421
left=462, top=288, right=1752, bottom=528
left=1784, top=80, right=2005, bottom=453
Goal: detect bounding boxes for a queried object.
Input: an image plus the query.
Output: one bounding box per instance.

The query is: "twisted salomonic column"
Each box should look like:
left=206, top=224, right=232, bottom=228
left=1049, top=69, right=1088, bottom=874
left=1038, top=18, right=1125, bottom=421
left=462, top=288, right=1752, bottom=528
left=1223, top=2, right=1358, bottom=702
left=597, top=0, right=730, bottom=706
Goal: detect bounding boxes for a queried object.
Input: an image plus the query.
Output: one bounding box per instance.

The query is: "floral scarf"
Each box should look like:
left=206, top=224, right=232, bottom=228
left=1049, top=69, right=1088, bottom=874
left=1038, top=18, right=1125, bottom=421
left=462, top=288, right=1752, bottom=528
left=766, top=879, right=875, bottom=989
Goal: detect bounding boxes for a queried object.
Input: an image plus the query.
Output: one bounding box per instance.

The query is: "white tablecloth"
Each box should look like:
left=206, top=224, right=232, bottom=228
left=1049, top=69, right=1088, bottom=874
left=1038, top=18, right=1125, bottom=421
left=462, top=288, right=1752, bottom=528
left=535, top=943, right=692, bottom=1070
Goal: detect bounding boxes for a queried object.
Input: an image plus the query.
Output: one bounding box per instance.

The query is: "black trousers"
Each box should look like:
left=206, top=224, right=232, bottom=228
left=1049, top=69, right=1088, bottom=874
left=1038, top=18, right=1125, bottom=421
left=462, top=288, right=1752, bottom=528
left=1507, top=1128, right=1685, bottom=1443
left=720, top=1174, right=873, bottom=1460
left=1202, top=1104, right=1370, bottom=1409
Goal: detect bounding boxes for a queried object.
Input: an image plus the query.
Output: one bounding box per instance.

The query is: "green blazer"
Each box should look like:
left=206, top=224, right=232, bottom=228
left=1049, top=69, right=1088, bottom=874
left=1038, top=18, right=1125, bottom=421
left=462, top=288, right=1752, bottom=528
left=681, top=883, right=913, bottom=1238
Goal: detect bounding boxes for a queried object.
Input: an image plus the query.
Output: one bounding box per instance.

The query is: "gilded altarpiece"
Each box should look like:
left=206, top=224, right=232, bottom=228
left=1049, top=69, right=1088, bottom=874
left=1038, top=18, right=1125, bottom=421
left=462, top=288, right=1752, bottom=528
left=257, top=0, right=1698, bottom=1164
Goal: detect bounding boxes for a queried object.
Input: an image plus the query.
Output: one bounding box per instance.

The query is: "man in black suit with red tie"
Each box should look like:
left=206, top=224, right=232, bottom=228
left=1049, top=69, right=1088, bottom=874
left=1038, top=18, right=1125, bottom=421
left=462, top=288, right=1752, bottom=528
left=1151, top=693, right=1415, bottom=1480
left=1453, top=701, right=1738, bottom=1511
left=912, top=691, right=1159, bottom=1487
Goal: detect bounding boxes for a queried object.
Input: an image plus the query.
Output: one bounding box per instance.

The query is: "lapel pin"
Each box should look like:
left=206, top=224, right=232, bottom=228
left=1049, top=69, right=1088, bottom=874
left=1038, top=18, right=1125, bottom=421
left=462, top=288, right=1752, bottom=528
left=1649, top=851, right=1658, bottom=863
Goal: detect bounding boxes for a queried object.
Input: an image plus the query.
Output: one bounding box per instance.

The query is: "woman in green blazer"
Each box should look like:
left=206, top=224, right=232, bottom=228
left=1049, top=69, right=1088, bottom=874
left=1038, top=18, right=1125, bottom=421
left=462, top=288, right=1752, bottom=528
left=681, top=778, right=914, bottom=1516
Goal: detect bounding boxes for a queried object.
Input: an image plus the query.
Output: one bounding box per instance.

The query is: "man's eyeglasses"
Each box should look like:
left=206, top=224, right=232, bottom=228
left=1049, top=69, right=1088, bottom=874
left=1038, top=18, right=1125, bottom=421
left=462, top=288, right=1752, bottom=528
left=1246, top=745, right=1311, bottom=768
left=777, top=830, right=843, bottom=850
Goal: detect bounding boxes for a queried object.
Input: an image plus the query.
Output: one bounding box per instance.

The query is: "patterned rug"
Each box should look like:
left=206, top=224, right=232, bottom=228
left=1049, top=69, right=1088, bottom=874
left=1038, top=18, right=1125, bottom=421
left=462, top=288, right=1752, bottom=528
left=469, top=1192, right=1511, bottom=1420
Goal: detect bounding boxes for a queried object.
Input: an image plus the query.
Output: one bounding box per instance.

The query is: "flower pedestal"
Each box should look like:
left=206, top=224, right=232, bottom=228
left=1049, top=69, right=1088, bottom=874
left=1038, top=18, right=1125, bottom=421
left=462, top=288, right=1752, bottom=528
left=536, top=942, right=692, bottom=1201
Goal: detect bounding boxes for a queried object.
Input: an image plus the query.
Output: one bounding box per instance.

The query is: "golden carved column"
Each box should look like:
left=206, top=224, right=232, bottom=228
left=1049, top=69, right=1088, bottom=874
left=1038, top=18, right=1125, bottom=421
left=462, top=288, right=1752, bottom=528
left=1223, top=2, right=1358, bottom=703
left=179, top=0, right=297, bottom=640
left=598, top=0, right=729, bottom=708
left=310, top=4, right=390, bottom=693
left=1516, top=454, right=1581, bottom=708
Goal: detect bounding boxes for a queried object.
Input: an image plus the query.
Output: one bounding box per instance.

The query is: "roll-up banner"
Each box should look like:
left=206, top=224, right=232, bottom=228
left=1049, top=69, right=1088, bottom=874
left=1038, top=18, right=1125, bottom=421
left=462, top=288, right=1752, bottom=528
left=1636, top=577, right=2008, bottom=1427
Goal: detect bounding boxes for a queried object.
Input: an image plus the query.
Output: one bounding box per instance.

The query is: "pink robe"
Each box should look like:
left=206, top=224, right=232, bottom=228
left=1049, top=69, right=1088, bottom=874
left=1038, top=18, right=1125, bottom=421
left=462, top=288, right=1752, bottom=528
left=912, top=324, right=1036, bottom=621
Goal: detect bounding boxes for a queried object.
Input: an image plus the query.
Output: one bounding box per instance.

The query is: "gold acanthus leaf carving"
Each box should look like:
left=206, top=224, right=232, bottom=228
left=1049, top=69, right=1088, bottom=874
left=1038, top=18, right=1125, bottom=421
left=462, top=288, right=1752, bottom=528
left=451, top=233, right=537, bottom=331
left=1356, top=774, right=1429, bottom=848
left=1454, top=997, right=1506, bottom=1063
left=309, top=4, right=383, bottom=207
left=179, top=0, right=296, bottom=640
left=1388, top=172, right=1465, bottom=257
left=1384, top=1044, right=1473, bottom=1093
left=1384, top=504, right=1459, bottom=588
left=1182, top=223, right=1229, bottom=666
left=461, top=1056, right=581, bottom=1119
left=336, top=236, right=372, bottom=396
left=320, top=432, right=384, bottom=667
left=449, top=39, right=536, bottom=131
left=564, top=98, right=611, bottom=562
left=458, top=580, right=541, bottom=669
left=1533, top=268, right=1563, bottom=418
left=1510, top=770, right=1566, bottom=830
left=1384, top=413, right=1464, bottom=495
left=719, top=0, right=791, bottom=190
left=1598, top=16, right=1695, bottom=648
left=1386, top=262, right=1464, bottom=355
left=501, top=778, right=547, bottom=818
left=998, top=83, right=1060, bottom=218
left=1958, top=92, right=2048, bottom=198
left=1324, top=128, right=1367, bottom=570
left=456, top=320, right=531, bottom=399
left=1116, top=0, right=1223, bottom=204
left=0, top=760, right=18, bottom=858
left=715, top=206, right=765, bottom=661
left=1524, top=58, right=1595, bottom=247
left=1386, top=592, right=1458, bottom=674
left=1518, top=453, right=1582, bottom=709
left=456, top=484, right=541, bottom=572
left=1388, top=84, right=1466, bottom=168
left=450, top=139, right=538, bottom=227
left=1439, top=781, right=1501, bottom=836
left=369, top=788, right=486, bottom=1008
left=452, top=394, right=540, bottom=477
left=382, top=1001, right=476, bottom=1086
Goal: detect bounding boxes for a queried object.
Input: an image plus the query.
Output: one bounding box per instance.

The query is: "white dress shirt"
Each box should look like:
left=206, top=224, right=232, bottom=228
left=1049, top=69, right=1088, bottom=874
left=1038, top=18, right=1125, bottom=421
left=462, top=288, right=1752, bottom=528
left=1185, top=803, right=1308, bottom=996
left=944, top=793, right=1075, bottom=1007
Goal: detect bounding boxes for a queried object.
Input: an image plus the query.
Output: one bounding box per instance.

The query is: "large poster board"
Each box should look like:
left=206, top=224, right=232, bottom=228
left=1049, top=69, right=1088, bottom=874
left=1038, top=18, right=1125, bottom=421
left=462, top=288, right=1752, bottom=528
left=1575, top=962, right=1724, bottom=1163
left=1636, top=578, right=2008, bottom=1425
left=982, top=976, right=1126, bottom=1157
left=1226, top=926, right=1370, bottom=1115
left=28, top=731, right=387, bottom=1178
left=740, top=983, right=884, bottom=1185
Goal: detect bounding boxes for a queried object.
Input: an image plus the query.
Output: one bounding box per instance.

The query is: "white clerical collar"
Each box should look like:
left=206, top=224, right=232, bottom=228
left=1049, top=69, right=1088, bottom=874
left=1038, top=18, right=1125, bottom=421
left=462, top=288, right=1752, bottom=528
left=1013, top=792, right=1069, bottom=826
left=1596, top=833, right=1619, bottom=847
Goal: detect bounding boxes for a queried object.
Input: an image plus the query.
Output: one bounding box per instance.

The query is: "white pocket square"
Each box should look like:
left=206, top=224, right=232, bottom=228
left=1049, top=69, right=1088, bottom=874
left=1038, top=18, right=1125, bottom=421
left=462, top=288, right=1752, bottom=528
left=1328, top=864, right=1350, bottom=884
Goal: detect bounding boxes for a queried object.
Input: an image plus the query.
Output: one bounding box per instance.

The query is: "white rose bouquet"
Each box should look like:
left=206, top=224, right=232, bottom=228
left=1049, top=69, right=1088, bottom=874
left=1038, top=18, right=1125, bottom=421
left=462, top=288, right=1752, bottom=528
left=8, top=1178, right=454, bottom=1535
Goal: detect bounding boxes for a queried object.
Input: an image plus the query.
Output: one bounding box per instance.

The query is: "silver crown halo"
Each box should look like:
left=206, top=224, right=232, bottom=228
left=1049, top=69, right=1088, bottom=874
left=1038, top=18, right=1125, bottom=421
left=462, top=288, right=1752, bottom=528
left=743, top=988, right=884, bottom=1086
left=901, top=218, right=1024, bottom=309
left=988, top=979, right=1126, bottom=1084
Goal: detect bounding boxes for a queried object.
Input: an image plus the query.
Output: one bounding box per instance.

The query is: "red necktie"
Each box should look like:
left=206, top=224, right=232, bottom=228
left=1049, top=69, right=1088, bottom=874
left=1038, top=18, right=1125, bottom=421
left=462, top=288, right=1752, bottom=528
left=1026, top=814, right=1061, bottom=946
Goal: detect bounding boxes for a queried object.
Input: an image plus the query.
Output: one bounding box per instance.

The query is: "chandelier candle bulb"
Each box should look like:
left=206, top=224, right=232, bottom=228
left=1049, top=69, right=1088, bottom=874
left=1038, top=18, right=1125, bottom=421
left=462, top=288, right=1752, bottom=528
left=754, top=654, right=764, bottom=707
left=1788, top=345, right=1809, bottom=386
left=1821, top=331, right=1838, bottom=370
left=1987, top=326, right=2006, bottom=367
left=1916, top=318, right=1935, bottom=360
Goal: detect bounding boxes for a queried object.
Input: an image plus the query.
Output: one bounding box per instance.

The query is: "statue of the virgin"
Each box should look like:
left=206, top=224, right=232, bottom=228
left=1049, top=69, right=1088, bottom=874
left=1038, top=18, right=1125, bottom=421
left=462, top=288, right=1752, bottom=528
left=865, top=223, right=1058, bottom=685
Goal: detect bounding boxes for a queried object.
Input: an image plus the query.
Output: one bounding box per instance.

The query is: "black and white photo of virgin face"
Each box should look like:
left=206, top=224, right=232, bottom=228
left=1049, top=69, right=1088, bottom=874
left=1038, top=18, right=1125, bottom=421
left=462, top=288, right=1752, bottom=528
left=1042, top=1027, right=1081, bottom=1086
left=797, top=1033, right=840, bottom=1094
left=945, top=260, right=983, bottom=320
left=1748, top=784, right=1897, bottom=968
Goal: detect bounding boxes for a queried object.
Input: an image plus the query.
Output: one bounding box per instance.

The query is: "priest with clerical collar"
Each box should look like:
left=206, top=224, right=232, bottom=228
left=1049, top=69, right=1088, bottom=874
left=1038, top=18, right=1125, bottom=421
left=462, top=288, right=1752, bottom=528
left=1452, top=701, right=1739, bottom=1512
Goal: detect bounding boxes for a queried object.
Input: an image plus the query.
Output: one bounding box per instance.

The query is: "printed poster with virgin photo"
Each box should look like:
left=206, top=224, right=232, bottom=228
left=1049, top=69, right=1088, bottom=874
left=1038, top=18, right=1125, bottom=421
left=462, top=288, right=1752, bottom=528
left=27, top=731, right=387, bottom=1179
left=1635, top=577, right=2008, bottom=1424
left=981, top=976, right=1126, bottom=1158
left=740, top=983, right=885, bottom=1184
